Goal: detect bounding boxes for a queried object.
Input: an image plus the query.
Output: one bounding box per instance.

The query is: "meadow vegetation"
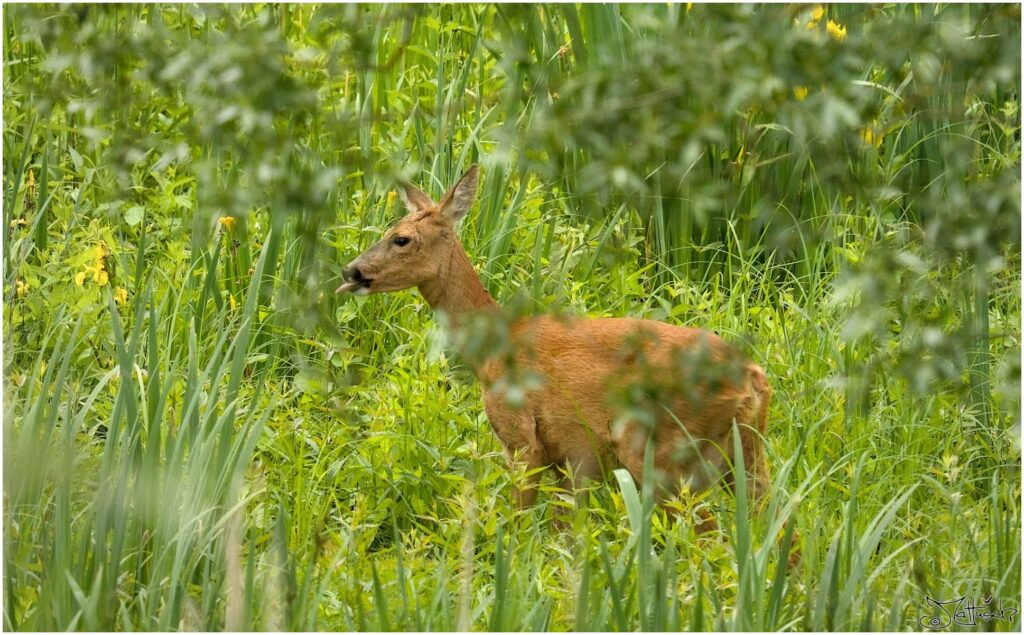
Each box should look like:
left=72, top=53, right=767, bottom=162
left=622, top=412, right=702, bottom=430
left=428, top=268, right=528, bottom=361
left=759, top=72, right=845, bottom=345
left=3, top=4, right=1021, bottom=631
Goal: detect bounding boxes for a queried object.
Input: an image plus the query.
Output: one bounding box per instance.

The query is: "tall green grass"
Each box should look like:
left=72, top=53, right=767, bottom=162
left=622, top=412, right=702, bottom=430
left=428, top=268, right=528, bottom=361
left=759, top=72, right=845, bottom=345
left=4, top=3, right=1020, bottom=631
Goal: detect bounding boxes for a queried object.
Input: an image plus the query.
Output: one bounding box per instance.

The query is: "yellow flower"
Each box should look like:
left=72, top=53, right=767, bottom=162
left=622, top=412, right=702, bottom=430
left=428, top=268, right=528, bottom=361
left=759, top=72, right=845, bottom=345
left=15, top=279, right=28, bottom=297
left=805, top=4, right=824, bottom=29
left=94, top=244, right=109, bottom=285
left=827, top=19, right=847, bottom=41
left=228, top=294, right=238, bottom=311
left=386, top=190, right=396, bottom=213
left=686, top=2, right=693, bottom=10
left=115, top=288, right=128, bottom=305
left=75, top=243, right=111, bottom=287
left=26, top=168, right=35, bottom=196
left=860, top=121, right=883, bottom=148
left=219, top=216, right=237, bottom=232
left=793, top=86, right=810, bottom=101
left=802, top=4, right=827, bottom=30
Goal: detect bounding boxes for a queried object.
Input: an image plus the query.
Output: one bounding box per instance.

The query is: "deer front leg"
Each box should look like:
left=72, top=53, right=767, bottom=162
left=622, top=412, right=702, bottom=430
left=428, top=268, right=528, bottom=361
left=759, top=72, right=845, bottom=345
left=510, top=460, right=543, bottom=508
left=550, top=456, right=601, bottom=531
left=502, top=442, right=547, bottom=509
left=484, top=393, right=548, bottom=509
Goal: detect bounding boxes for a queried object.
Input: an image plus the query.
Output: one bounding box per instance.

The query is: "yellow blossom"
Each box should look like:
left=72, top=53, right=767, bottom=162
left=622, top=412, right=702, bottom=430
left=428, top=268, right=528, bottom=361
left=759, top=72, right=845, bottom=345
left=75, top=243, right=111, bottom=287
left=826, top=19, right=847, bottom=41
left=802, top=4, right=827, bottom=30
left=386, top=190, right=396, bottom=213
left=26, top=168, right=35, bottom=196
left=219, top=216, right=237, bottom=231
left=793, top=86, right=810, bottom=101
left=228, top=294, right=238, bottom=311
left=805, top=4, right=824, bottom=29
left=94, top=243, right=109, bottom=285
left=860, top=121, right=883, bottom=148
left=115, top=287, right=128, bottom=305
left=686, top=2, right=693, bottom=11
left=15, top=279, right=28, bottom=297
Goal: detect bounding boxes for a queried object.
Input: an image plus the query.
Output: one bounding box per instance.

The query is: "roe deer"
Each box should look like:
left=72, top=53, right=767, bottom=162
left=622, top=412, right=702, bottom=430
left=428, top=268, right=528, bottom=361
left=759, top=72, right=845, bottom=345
left=338, top=165, right=772, bottom=528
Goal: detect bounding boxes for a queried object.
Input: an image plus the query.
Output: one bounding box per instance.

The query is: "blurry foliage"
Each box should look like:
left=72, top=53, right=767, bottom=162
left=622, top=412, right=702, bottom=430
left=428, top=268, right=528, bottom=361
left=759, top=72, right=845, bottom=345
left=9, top=3, right=1018, bottom=409
left=495, top=3, right=1021, bottom=413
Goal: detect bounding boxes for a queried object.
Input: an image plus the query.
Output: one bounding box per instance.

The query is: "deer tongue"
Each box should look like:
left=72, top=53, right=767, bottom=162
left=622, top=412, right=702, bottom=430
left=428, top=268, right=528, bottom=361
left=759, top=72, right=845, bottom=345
left=335, top=280, right=362, bottom=294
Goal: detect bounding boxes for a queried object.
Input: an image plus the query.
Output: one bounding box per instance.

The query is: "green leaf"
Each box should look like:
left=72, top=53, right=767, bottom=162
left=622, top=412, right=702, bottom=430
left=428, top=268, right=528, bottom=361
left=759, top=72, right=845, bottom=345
left=124, top=206, right=145, bottom=227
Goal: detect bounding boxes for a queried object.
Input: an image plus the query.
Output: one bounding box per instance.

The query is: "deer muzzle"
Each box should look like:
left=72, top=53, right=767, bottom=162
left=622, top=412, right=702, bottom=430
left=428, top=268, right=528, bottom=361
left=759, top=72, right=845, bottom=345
left=336, top=263, right=373, bottom=294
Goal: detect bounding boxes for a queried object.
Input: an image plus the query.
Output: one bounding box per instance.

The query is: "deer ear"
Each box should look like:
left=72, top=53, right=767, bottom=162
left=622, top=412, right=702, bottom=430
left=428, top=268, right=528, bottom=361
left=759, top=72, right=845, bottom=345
left=437, top=165, right=479, bottom=223
left=397, top=182, right=434, bottom=215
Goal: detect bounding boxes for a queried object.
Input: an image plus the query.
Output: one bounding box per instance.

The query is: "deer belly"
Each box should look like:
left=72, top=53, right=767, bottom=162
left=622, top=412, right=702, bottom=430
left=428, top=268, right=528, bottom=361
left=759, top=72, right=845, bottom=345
left=482, top=389, right=617, bottom=475
left=533, top=406, right=618, bottom=477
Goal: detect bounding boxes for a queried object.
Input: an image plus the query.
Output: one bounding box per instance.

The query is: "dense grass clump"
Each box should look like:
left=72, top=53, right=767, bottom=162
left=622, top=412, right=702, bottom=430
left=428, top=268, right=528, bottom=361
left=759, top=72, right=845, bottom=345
left=4, top=4, right=1020, bottom=631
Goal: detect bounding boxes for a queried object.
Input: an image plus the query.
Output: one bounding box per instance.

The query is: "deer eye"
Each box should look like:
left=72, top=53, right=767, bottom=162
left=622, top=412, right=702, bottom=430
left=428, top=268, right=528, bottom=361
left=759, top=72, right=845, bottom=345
left=392, top=236, right=411, bottom=247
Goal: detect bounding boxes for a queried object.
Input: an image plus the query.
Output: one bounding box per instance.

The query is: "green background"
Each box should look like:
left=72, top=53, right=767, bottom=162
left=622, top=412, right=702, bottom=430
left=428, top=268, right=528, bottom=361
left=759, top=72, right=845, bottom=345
left=4, top=4, right=1020, bottom=631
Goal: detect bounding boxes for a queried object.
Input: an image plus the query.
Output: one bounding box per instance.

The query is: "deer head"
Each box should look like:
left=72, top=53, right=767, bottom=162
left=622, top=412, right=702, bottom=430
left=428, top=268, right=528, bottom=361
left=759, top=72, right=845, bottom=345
left=337, top=165, right=479, bottom=296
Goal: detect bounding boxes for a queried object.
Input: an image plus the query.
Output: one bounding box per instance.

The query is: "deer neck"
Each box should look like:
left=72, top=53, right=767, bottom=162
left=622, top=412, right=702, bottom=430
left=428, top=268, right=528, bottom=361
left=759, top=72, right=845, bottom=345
left=418, top=239, right=498, bottom=318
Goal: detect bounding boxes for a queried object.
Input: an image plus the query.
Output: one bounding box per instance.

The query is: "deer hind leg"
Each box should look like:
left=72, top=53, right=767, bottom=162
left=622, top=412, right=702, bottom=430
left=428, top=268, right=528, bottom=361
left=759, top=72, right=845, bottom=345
left=612, top=420, right=718, bottom=507
left=612, top=435, right=724, bottom=536
left=723, top=423, right=769, bottom=500
left=730, top=364, right=772, bottom=501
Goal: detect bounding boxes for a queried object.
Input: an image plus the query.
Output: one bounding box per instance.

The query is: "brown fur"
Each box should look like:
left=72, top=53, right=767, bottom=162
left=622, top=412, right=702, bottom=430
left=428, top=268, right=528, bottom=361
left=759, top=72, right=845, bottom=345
left=340, top=165, right=772, bottom=523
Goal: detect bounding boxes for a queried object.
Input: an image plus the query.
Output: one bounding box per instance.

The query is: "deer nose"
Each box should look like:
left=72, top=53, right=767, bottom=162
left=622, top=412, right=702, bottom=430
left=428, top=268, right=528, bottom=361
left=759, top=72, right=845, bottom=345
left=336, top=263, right=371, bottom=293
left=343, top=265, right=365, bottom=283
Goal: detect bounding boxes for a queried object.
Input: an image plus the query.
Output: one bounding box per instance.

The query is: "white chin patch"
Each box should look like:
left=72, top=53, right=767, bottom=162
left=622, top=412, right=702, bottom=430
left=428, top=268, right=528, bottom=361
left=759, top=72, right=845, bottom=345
left=355, top=286, right=371, bottom=296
